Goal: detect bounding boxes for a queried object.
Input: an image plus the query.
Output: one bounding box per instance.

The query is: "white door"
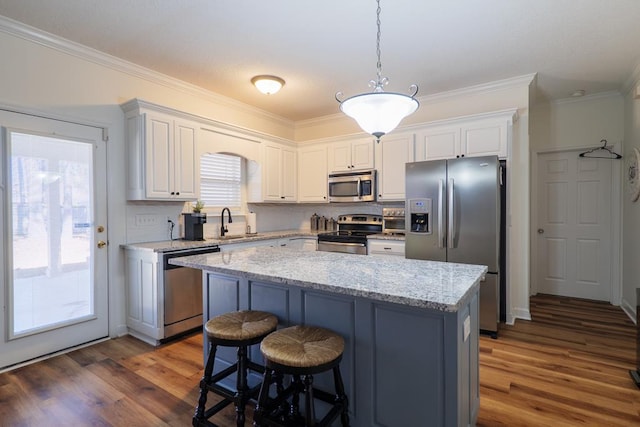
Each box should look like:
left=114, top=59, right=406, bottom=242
left=535, top=150, right=613, bottom=301
left=0, top=110, right=108, bottom=369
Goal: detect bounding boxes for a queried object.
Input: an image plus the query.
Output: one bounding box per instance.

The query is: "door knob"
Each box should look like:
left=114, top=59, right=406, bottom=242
left=97, top=225, right=105, bottom=233
left=97, top=240, right=107, bottom=248
left=537, top=228, right=544, bottom=234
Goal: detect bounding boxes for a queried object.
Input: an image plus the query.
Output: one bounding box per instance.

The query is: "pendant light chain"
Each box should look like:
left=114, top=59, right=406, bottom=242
left=335, top=0, right=419, bottom=141
left=375, top=0, right=383, bottom=87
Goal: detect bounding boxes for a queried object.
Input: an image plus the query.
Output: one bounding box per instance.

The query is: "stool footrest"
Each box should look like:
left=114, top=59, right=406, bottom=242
left=209, top=363, right=237, bottom=384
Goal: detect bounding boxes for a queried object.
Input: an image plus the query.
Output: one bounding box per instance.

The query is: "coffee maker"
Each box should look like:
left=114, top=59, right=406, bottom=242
left=183, top=213, right=207, bottom=241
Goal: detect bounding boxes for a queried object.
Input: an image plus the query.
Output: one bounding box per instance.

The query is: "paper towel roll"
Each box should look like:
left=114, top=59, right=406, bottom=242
left=246, top=212, right=257, bottom=234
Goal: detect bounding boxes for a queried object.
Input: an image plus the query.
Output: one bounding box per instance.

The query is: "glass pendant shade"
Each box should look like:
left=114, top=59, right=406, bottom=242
left=339, top=92, right=419, bottom=139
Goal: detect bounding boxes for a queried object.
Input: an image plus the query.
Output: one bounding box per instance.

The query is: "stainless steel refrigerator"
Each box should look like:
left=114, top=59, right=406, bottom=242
left=405, top=156, right=502, bottom=336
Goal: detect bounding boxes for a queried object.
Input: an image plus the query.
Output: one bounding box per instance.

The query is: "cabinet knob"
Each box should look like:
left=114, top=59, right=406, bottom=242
left=170, top=191, right=175, bottom=195
left=280, top=196, right=285, bottom=199
left=176, top=192, right=180, bottom=195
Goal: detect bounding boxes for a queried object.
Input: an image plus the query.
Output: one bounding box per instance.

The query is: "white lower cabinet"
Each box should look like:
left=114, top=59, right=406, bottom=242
left=124, top=248, right=163, bottom=343
left=368, top=239, right=405, bottom=256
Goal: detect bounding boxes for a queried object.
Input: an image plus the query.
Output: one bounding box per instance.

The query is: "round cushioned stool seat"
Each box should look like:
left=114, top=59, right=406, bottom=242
left=260, top=325, right=344, bottom=368
left=205, top=310, right=278, bottom=342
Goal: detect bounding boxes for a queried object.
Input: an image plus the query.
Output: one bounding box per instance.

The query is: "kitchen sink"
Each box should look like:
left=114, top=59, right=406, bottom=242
left=217, top=235, right=247, bottom=240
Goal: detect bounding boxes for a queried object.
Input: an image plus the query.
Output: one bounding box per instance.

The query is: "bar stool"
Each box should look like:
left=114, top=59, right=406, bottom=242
left=193, top=310, right=278, bottom=427
left=253, top=325, right=349, bottom=426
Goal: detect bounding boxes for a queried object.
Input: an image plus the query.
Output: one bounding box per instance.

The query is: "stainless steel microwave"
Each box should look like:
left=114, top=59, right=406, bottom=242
left=328, top=170, right=376, bottom=202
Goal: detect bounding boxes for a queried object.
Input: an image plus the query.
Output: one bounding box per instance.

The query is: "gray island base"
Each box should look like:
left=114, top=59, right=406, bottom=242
left=170, top=246, right=487, bottom=427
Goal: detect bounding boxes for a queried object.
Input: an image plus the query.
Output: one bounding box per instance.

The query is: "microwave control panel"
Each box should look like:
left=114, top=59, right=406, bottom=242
left=408, top=198, right=432, bottom=234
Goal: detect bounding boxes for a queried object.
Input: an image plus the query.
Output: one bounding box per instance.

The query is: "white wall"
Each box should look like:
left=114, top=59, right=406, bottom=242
left=623, top=87, right=640, bottom=318
left=531, top=93, right=624, bottom=152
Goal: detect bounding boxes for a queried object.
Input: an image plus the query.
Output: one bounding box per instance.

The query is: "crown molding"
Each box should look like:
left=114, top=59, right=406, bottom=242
left=0, top=15, right=294, bottom=129
left=552, top=90, right=622, bottom=106
left=418, top=73, right=537, bottom=105
left=296, top=73, right=536, bottom=131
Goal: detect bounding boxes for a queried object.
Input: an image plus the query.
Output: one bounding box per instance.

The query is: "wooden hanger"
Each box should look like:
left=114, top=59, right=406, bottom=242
left=579, top=139, right=622, bottom=159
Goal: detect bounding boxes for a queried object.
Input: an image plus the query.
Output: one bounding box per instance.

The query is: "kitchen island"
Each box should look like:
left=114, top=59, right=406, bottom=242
left=171, top=246, right=486, bottom=427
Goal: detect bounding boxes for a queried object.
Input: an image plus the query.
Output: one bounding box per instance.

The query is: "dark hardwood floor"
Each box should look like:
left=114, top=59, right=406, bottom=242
left=1, top=294, right=638, bottom=426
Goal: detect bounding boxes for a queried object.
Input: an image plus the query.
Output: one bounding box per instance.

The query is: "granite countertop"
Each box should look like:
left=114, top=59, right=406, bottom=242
left=170, top=246, right=486, bottom=312
left=121, top=230, right=318, bottom=252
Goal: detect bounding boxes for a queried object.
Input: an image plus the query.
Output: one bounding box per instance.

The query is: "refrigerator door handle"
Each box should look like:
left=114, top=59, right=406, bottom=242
left=438, top=179, right=445, bottom=248
left=448, top=178, right=455, bottom=249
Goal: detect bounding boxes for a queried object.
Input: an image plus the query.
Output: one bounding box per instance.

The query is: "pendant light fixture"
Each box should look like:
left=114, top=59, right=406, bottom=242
left=336, top=0, right=419, bottom=142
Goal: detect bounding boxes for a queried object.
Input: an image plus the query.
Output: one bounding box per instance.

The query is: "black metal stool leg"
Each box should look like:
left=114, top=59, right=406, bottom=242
left=194, top=342, right=218, bottom=426
left=290, top=374, right=302, bottom=420
left=304, top=374, right=316, bottom=426
left=332, top=366, right=350, bottom=426
left=253, top=368, right=273, bottom=426
left=236, top=345, right=248, bottom=427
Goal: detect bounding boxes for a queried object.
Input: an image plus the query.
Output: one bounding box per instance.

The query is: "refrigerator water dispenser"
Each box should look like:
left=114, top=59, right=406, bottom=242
left=408, top=198, right=432, bottom=233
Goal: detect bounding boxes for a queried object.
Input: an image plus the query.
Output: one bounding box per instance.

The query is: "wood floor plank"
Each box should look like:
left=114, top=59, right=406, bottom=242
left=86, top=358, right=193, bottom=426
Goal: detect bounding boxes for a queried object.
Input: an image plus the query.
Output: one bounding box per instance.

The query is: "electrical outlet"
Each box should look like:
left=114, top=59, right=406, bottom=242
left=135, top=214, right=159, bottom=227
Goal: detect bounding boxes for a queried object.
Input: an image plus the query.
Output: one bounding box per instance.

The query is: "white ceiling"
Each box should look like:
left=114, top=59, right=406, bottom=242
left=1, top=0, right=640, bottom=122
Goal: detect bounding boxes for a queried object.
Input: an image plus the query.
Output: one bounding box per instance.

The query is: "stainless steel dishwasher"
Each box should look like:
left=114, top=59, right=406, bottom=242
left=162, top=245, right=220, bottom=340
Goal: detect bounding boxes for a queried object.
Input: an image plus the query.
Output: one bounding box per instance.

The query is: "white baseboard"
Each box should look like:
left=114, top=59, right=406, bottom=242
left=620, top=298, right=636, bottom=324
left=507, top=307, right=532, bottom=325
left=113, top=324, right=129, bottom=338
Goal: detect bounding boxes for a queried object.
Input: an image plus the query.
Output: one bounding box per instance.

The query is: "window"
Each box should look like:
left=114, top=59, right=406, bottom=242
left=200, top=153, right=242, bottom=210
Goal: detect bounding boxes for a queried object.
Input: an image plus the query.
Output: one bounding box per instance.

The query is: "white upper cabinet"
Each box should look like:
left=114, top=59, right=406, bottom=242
left=298, top=144, right=328, bottom=203
left=460, top=120, right=508, bottom=158
left=329, top=137, right=375, bottom=172
left=415, top=126, right=460, bottom=161
left=124, top=104, right=198, bottom=201
left=376, top=133, right=415, bottom=201
left=415, top=110, right=515, bottom=161
left=261, top=142, right=297, bottom=202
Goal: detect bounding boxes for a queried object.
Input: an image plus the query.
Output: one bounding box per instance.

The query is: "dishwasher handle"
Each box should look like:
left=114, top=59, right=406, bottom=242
left=163, top=246, right=221, bottom=270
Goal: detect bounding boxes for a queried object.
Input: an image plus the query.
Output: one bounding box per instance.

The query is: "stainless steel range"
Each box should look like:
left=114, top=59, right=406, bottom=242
left=317, top=214, right=382, bottom=255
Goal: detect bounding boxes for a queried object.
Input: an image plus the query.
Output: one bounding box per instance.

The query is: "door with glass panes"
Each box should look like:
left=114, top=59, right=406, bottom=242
left=0, top=110, right=108, bottom=369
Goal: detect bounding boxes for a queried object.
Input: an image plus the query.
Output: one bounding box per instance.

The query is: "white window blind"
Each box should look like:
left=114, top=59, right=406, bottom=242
left=200, top=153, right=242, bottom=209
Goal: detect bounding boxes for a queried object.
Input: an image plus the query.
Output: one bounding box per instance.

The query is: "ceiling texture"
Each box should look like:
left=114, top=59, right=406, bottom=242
left=1, top=0, right=640, bottom=122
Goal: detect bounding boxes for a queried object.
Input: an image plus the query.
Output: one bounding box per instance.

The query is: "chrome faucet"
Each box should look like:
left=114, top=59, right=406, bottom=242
left=220, top=207, right=232, bottom=237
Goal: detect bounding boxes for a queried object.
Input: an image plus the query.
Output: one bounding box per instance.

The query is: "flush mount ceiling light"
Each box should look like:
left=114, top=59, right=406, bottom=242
left=336, top=0, right=419, bottom=142
left=251, top=75, right=285, bottom=95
